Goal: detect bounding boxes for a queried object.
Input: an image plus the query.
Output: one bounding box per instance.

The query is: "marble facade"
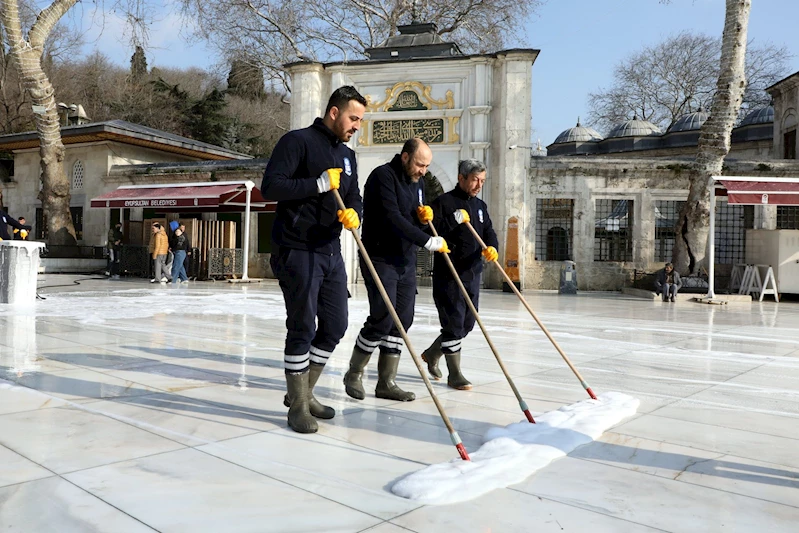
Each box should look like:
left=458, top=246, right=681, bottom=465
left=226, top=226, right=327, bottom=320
left=286, top=48, right=537, bottom=287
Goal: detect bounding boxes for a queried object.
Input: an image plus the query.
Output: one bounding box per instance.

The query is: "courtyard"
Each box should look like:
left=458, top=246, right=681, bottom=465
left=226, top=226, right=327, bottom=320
left=0, top=276, right=797, bottom=532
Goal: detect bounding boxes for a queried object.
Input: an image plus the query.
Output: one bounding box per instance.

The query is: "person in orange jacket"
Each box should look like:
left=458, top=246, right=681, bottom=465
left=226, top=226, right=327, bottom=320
left=149, top=223, right=171, bottom=283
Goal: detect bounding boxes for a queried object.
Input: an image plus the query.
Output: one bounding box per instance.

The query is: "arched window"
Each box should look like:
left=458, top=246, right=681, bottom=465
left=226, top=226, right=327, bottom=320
left=72, top=160, right=84, bottom=189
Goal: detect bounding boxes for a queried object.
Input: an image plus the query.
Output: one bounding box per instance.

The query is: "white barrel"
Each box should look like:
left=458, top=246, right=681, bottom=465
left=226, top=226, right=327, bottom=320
left=0, top=241, right=46, bottom=305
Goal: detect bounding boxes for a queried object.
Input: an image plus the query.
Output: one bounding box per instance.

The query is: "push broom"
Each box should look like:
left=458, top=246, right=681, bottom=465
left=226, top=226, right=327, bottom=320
left=426, top=216, right=536, bottom=423
left=465, top=221, right=598, bottom=400
left=333, top=190, right=471, bottom=460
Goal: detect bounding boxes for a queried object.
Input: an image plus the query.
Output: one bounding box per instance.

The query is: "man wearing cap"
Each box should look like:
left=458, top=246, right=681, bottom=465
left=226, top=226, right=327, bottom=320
left=107, top=222, right=123, bottom=279
left=12, top=217, right=29, bottom=240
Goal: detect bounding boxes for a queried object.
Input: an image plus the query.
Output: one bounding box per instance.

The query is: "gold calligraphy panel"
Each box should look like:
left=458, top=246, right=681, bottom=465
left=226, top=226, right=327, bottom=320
left=387, top=91, right=426, bottom=111
left=372, top=119, right=445, bottom=144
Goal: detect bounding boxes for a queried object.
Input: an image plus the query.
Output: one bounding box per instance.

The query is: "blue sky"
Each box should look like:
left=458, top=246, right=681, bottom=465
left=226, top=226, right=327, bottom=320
left=79, top=0, right=799, bottom=147
left=527, top=0, right=799, bottom=146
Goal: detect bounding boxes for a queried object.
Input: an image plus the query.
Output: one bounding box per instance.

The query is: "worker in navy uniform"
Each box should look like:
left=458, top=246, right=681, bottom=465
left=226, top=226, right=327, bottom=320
left=0, top=210, right=31, bottom=241
left=262, top=86, right=366, bottom=434
left=421, top=159, right=498, bottom=390
left=344, top=138, right=450, bottom=402
left=12, top=216, right=28, bottom=240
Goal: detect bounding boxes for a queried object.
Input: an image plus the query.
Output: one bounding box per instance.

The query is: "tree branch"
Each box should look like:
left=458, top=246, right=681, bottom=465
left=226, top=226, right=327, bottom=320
left=28, top=0, right=78, bottom=51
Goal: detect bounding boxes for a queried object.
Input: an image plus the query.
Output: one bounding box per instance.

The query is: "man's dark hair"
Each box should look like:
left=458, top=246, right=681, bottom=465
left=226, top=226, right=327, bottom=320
left=401, top=138, right=425, bottom=158
left=17, top=216, right=25, bottom=222
left=665, top=262, right=673, bottom=268
left=325, top=86, right=367, bottom=116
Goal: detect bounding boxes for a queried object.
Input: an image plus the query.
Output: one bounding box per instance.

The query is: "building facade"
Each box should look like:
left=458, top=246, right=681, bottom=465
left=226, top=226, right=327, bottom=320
left=537, top=70, right=799, bottom=290
left=286, top=22, right=537, bottom=287
left=0, top=120, right=253, bottom=258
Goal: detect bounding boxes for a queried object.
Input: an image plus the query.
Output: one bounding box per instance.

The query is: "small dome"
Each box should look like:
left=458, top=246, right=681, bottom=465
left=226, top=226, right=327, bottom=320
left=739, top=105, right=774, bottom=126
left=668, top=110, right=708, bottom=132
left=531, top=139, right=547, bottom=157
left=606, top=118, right=662, bottom=138
left=553, top=119, right=603, bottom=144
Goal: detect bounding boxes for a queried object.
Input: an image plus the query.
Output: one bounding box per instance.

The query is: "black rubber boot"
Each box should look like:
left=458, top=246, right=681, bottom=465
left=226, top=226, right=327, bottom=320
left=445, top=352, right=472, bottom=390
left=421, top=335, right=444, bottom=380
left=283, top=363, right=335, bottom=419
left=285, top=371, right=318, bottom=433
left=375, top=353, right=416, bottom=401
left=343, top=346, right=372, bottom=400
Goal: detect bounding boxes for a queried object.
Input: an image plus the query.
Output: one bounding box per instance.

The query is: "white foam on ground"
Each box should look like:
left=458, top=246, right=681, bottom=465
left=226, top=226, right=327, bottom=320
left=391, top=391, right=639, bottom=505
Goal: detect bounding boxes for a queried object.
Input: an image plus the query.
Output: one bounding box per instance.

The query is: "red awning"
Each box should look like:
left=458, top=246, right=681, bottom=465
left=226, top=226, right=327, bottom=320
left=90, top=182, right=275, bottom=212
left=717, top=177, right=799, bottom=206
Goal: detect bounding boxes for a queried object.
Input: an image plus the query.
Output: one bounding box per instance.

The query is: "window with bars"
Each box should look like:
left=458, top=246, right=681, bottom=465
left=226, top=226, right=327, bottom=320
left=71, top=207, right=84, bottom=241
left=594, top=199, right=633, bottom=262
left=72, top=160, right=84, bottom=190
left=777, top=206, right=799, bottom=229
left=535, top=198, right=573, bottom=261
left=35, top=208, right=47, bottom=240
left=36, top=207, right=84, bottom=240
left=714, top=201, right=753, bottom=264
left=654, top=200, right=684, bottom=262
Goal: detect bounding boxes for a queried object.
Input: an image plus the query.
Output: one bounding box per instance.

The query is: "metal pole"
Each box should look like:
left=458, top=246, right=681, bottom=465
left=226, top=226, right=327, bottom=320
left=465, top=221, right=598, bottom=400
left=707, top=179, right=717, bottom=299
left=332, top=190, right=471, bottom=460
left=242, top=182, right=253, bottom=281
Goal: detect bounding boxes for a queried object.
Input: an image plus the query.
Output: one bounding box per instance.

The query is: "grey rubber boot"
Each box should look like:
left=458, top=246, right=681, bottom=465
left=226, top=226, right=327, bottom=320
left=285, top=371, right=318, bottom=433
left=421, top=335, right=444, bottom=380
left=375, top=353, right=416, bottom=401
left=283, top=363, right=335, bottom=419
left=445, top=352, right=472, bottom=390
left=343, top=345, right=372, bottom=400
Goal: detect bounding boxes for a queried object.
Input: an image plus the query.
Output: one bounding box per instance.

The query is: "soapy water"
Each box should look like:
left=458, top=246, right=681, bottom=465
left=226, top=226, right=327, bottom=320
left=391, top=392, right=639, bottom=505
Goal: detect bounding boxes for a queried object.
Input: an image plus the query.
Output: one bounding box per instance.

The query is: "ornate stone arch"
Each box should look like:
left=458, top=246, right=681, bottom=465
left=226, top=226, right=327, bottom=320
left=426, top=160, right=455, bottom=192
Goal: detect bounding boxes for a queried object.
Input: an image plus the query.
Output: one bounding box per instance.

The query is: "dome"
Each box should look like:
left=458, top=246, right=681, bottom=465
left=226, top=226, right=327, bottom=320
left=739, top=105, right=774, bottom=126
left=606, top=118, right=662, bottom=138
left=552, top=119, right=603, bottom=144
left=668, top=110, right=708, bottom=132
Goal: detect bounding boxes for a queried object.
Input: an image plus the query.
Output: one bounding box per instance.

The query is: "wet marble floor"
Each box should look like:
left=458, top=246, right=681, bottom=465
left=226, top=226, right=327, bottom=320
left=0, top=275, right=797, bottom=532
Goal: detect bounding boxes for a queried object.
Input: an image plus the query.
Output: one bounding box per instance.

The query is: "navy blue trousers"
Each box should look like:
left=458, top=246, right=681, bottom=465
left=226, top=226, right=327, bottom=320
left=271, top=247, right=349, bottom=373
left=355, top=258, right=416, bottom=355
left=433, top=273, right=480, bottom=354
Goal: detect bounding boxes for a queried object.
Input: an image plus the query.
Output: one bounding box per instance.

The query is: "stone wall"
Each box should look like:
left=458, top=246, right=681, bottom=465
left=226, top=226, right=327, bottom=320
left=525, top=157, right=799, bottom=290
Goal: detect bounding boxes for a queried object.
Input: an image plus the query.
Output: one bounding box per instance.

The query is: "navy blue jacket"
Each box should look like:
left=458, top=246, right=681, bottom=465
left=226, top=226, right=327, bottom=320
left=431, top=186, right=498, bottom=280
left=261, top=118, right=363, bottom=254
left=0, top=210, right=31, bottom=241
left=361, top=154, right=430, bottom=266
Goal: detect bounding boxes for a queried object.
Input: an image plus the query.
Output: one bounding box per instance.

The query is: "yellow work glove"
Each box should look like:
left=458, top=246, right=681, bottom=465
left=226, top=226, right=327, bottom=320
left=416, top=205, right=433, bottom=224
left=453, top=209, right=470, bottom=224
left=424, top=236, right=450, bottom=253
left=20, top=229, right=28, bottom=240
left=317, top=168, right=343, bottom=193
left=482, top=246, right=498, bottom=262
left=337, top=208, right=360, bottom=230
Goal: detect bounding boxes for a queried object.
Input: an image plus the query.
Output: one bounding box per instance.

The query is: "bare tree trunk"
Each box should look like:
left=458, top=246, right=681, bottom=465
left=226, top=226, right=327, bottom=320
left=1, top=0, right=78, bottom=246
left=672, top=0, right=751, bottom=275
